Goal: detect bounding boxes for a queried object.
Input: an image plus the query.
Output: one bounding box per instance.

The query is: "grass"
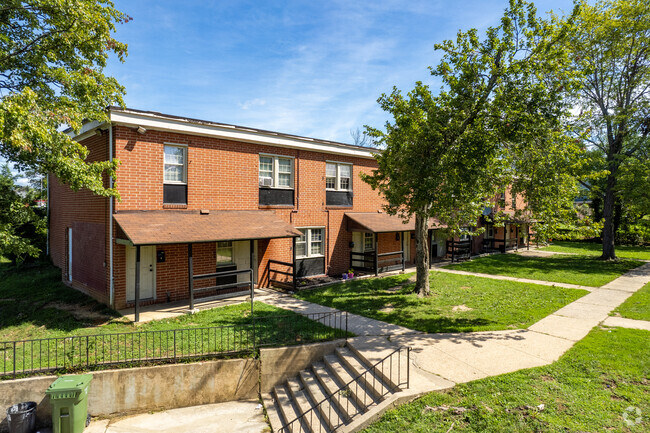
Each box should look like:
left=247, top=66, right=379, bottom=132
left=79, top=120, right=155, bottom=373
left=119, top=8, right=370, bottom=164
left=541, top=240, right=650, bottom=261
left=363, top=327, right=650, bottom=433
left=613, top=282, right=650, bottom=321
left=1, top=262, right=345, bottom=377
left=295, top=271, right=587, bottom=333
left=445, top=253, right=642, bottom=287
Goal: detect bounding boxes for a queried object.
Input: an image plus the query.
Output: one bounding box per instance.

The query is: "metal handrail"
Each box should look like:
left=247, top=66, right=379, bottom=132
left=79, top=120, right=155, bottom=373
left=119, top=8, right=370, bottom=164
left=279, top=346, right=410, bottom=433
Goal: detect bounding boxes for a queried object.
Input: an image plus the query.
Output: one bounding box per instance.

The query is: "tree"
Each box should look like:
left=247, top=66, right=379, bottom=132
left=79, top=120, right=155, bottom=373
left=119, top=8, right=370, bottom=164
left=364, top=0, right=577, bottom=296
left=0, top=163, right=46, bottom=264
left=567, top=0, right=650, bottom=259
left=0, top=0, right=130, bottom=198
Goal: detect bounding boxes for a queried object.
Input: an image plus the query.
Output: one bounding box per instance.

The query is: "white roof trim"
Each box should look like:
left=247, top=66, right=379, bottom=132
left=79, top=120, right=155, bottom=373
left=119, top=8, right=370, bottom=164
left=108, top=110, right=377, bottom=159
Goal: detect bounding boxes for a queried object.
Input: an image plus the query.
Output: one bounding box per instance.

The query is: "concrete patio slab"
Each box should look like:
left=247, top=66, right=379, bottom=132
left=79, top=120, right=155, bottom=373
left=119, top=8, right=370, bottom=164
left=528, top=315, right=597, bottom=341
left=602, top=316, right=650, bottom=331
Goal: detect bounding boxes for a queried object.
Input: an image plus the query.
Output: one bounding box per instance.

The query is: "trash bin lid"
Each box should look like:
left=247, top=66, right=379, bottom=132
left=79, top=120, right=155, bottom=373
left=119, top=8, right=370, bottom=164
left=45, top=374, right=93, bottom=398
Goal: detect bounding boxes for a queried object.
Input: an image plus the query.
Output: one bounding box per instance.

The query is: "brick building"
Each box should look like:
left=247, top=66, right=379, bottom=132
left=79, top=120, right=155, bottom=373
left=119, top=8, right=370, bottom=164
left=49, top=107, right=531, bottom=312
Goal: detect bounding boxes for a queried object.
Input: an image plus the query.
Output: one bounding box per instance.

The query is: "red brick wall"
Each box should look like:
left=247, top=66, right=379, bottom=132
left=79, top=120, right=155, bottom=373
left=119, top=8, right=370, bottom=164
left=49, top=132, right=110, bottom=303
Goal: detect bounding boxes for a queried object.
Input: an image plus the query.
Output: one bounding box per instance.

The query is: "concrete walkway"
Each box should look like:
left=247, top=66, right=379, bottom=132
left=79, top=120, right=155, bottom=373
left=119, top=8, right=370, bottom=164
left=602, top=316, right=650, bottom=331
left=86, top=401, right=267, bottom=433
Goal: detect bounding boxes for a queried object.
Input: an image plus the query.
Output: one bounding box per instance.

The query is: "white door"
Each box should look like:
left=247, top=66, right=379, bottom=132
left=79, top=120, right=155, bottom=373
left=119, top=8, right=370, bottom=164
left=126, top=246, right=155, bottom=301
left=233, top=241, right=251, bottom=283
left=403, top=232, right=411, bottom=262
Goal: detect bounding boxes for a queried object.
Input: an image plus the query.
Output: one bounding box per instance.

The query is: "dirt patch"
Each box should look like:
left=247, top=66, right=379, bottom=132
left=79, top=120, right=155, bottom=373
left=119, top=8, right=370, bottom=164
left=380, top=304, right=395, bottom=313
left=44, top=302, right=113, bottom=323
left=452, top=304, right=473, bottom=312
left=541, top=375, right=555, bottom=382
left=384, top=285, right=403, bottom=293
left=459, top=286, right=472, bottom=290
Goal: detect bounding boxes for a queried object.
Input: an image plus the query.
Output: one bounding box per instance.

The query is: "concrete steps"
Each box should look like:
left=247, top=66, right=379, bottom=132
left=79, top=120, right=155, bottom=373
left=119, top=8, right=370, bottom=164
left=264, top=341, right=406, bottom=433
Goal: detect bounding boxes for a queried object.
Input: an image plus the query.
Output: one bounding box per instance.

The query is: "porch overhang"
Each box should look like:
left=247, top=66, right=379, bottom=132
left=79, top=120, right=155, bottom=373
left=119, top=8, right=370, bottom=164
left=113, top=210, right=301, bottom=246
left=345, top=212, right=446, bottom=233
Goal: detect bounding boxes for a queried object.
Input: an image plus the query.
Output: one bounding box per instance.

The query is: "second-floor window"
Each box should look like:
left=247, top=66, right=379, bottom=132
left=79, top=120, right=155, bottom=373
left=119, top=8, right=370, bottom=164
left=259, top=155, right=293, bottom=188
left=163, top=144, right=187, bottom=205
left=326, top=162, right=352, bottom=191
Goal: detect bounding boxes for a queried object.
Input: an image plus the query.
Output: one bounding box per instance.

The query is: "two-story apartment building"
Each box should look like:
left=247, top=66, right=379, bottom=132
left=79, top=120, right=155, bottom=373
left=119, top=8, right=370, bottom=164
left=49, top=107, right=452, bottom=312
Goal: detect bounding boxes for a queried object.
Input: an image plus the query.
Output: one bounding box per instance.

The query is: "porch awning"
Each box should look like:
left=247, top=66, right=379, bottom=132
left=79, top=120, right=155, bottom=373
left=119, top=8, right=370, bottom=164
left=345, top=212, right=446, bottom=233
left=114, top=210, right=302, bottom=246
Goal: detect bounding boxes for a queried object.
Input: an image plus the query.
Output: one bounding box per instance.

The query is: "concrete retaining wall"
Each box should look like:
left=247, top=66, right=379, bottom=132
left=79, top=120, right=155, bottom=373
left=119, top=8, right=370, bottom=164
left=0, top=340, right=344, bottom=431
left=259, top=339, right=346, bottom=392
left=0, top=358, right=258, bottom=432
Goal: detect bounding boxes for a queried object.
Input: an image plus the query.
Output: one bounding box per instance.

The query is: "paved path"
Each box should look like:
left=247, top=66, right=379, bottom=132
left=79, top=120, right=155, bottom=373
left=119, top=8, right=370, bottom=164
left=602, top=316, right=650, bottom=331
left=432, top=266, right=595, bottom=291
left=269, top=262, right=650, bottom=386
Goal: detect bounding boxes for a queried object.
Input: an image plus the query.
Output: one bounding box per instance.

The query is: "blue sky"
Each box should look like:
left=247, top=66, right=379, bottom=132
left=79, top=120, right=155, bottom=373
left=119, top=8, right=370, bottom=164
left=110, top=0, right=571, bottom=144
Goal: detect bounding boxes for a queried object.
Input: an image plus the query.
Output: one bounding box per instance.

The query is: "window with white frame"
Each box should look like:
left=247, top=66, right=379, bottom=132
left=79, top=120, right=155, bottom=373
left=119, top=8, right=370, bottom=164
left=459, top=228, right=471, bottom=242
left=216, top=241, right=234, bottom=265
left=363, top=232, right=375, bottom=252
left=325, top=162, right=352, bottom=191
left=164, top=145, right=187, bottom=184
left=259, top=155, right=293, bottom=188
left=296, top=228, right=325, bottom=258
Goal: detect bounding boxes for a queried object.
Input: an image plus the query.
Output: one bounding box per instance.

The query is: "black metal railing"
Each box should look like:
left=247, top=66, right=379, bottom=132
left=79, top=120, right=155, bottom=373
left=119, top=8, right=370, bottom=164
left=377, top=251, right=405, bottom=275
left=279, top=346, right=410, bottom=433
left=350, top=251, right=375, bottom=274
left=447, top=240, right=472, bottom=262
left=350, top=250, right=405, bottom=276
left=268, top=259, right=297, bottom=291
left=0, top=311, right=348, bottom=379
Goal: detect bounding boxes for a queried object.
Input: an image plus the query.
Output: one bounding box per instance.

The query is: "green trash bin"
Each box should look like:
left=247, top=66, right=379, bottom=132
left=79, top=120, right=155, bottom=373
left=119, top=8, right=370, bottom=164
left=45, top=374, right=93, bottom=433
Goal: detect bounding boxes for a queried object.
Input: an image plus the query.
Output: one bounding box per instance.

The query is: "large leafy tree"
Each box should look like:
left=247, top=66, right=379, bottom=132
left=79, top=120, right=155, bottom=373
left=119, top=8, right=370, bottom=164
left=0, top=0, right=129, bottom=197
left=364, top=0, right=579, bottom=296
left=568, top=0, right=650, bottom=259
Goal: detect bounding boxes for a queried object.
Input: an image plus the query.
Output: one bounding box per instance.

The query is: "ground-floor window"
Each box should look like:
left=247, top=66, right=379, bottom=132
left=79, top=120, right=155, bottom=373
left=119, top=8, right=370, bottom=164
left=296, top=227, right=325, bottom=258
left=217, top=241, right=234, bottom=265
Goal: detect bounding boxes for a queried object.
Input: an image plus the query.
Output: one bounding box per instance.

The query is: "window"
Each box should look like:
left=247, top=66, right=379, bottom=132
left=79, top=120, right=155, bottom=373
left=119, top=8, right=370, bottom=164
left=164, top=145, right=187, bottom=184
left=259, top=155, right=293, bottom=188
left=459, top=228, right=471, bottom=242
left=363, top=232, right=375, bottom=252
left=325, top=162, right=352, bottom=191
left=296, top=228, right=325, bottom=258
left=216, top=241, right=234, bottom=265
left=511, top=194, right=517, bottom=210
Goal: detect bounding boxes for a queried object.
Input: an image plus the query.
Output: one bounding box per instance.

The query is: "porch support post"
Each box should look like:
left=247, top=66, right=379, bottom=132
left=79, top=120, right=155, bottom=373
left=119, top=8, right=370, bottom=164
left=451, top=237, right=455, bottom=263
left=401, top=232, right=405, bottom=271
left=135, top=245, right=140, bottom=323
left=428, top=231, right=432, bottom=270
left=188, top=243, right=194, bottom=311
left=250, top=239, right=255, bottom=286
left=503, top=224, right=507, bottom=253
left=527, top=225, right=530, bottom=250
left=292, top=236, right=297, bottom=291
left=374, top=233, right=379, bottom=277
left=515, top=225, right=519, bottom=251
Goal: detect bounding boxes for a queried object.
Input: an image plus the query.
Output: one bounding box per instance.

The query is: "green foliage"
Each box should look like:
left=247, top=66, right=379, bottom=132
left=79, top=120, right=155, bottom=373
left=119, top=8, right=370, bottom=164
left=0, top=163, right=46, bottom=264
left=566, top=0, right=650, bottom=258
left=295, top=271, right=586, bottom=333
left=0, top=0, right=130, bottom=197
left=362, top=328, right=650, bottom=433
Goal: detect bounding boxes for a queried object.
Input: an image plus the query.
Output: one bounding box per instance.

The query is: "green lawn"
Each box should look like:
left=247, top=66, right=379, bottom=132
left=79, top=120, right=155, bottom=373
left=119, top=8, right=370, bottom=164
left=541, top=240, right=650, bottom=261
left=363, top=328, right=650, bottom=433
left=295, top=271, right=587, bottom=333
left=1, top=263, right=344, bottom=377
left=613, top=282, right=650, bottom=321
left=445, top=253, right=642, bottom=287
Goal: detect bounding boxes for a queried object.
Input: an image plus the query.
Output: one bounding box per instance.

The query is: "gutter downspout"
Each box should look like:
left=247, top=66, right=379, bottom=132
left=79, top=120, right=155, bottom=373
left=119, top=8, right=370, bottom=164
left=109, top=123, right=115, bottom=308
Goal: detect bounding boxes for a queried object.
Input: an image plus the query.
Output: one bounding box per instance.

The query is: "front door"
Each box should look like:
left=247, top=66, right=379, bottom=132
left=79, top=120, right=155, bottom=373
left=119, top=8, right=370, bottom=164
left=403, top=232, right=411, bottom=262
left=126, top=246, right=155, bottom=301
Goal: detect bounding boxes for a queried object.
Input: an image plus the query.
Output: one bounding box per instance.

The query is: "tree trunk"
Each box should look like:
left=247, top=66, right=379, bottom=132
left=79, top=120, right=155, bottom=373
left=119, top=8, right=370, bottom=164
left=601, top=173, right=617, bottom=260
left=415, top=213, right=430, bottom=297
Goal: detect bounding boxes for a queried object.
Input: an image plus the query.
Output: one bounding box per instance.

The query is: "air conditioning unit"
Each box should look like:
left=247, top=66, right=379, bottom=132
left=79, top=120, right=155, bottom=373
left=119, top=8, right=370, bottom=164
left=259, top=176, right=273, bottom=187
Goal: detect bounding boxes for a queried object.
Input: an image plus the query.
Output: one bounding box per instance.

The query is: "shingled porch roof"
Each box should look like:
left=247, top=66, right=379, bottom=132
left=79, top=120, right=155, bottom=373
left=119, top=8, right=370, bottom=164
left=345, top=212, right=446, bottom=233
left=114, top=210, right=301, bottom=246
